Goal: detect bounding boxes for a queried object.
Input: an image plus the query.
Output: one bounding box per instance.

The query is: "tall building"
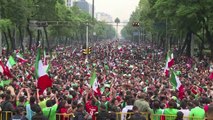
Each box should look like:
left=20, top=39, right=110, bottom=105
left=88, top=3, right=93, bottom=16
left=65, top=0, right=74, bottom=7
left=96, top=12, right=113, bottom=22
left=74, top=0, right=92, bottom=15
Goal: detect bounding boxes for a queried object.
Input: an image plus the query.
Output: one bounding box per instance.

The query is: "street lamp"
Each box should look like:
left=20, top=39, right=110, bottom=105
left=0, top=9, right=2, bottom=56
left=92, top=0, right=94, bottom=22
left=114, top=17, right=120, bottom=40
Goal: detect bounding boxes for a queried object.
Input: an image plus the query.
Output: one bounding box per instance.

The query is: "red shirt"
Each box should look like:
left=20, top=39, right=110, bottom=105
left=85, top=101, right=98, bottom=120
left=59, top=108, right=68, bottom=120
left=204, top=105, right=209, bottom=113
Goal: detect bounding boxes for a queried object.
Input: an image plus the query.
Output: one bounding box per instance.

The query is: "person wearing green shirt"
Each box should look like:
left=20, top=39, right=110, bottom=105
left=103, top=84, right=111, bottom=97
left=16, top=88, right=30, bottom=108
left=36, top=89, right=48, bottom=109
left=164, top=101, right=178, bottom=120
left=92, top=94, right=109, bottom=112
left=189, top=100, right=205, bottom=120
left=42, top=94, right=58, bottom=120
left=151, top=101, right=163, bottom=120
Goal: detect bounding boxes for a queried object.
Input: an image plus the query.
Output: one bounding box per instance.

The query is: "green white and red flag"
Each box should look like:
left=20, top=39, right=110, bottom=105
left=16, top=52, right=28, bottom=64
left=164, top=51, right=174, bottom=77
left=35, top=48, right=52, bottom=94
left=170, top=71, right=184, bottom=99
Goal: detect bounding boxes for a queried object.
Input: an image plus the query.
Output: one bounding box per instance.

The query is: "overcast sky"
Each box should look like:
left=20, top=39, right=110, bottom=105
left=86, top=0, right=140, bottom=22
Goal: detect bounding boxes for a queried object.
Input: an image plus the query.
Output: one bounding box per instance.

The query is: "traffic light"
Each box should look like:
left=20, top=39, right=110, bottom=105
left=83, top=47, right=92, bottom=55
left=132, top=22, right=140, bottom=27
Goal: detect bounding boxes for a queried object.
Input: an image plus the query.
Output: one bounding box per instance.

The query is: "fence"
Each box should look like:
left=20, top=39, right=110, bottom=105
left=0, top=111, right=74, bottom=120
left=0, top=111, right=207, bottom=120
left=96, top=112, right=207, bottom=120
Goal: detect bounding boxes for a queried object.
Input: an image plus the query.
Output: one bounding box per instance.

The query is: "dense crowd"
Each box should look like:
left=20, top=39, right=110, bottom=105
left=0, top=40, right=213, bottom=120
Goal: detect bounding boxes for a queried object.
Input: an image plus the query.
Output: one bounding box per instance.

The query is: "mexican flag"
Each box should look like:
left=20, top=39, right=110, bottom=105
left=43, top=50, right=50, bottom=73
left=170, top=71, right=184, bottom=99
left=164, top=51, right=174, bottom=76
left=6, top=56, right=16, bottom=69
left=90, top=71, right=99, bottom=93
left=0, top=60, right=13, bottom=78
left=168, top=53, right=174, bottom=67
left=35, top=48, right=52, bottom=94
left=16, top=52, right=28, bottom=64
left=43, top=50, right=47, bottom=65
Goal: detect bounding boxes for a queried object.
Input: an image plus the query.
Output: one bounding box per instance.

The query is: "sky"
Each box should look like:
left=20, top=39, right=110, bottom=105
left=86, top=0, right=140, bottom=22
left=86, top=0, right=140, bottom=36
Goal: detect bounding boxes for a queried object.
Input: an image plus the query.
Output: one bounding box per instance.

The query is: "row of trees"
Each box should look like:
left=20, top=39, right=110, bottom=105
left=122, top=0, right=213, bottom=59
left=0, top=0, right=116, bottom=54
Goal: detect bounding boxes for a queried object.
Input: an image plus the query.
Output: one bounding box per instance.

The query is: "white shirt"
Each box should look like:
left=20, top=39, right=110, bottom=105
left=179, top=109, right=190, bottom=120
left=121, top=105, right=133, bottom=120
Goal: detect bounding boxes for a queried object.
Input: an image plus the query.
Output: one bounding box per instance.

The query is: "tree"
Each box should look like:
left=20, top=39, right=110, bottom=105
left=0, top=0, right=116, bottom=54
left=122, top=0, right=213, bottom=59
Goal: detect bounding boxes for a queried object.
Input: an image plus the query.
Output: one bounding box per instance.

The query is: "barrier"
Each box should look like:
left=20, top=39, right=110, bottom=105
left=0, top=111, right=207, bottom=120
left=0, top=111, right=13, bottom=120
left=0, top=112, right=74, bottom=120
left=94, top=112, right=206, bottom=120
left=151, top=114, right=205, bottom=120
left=56, top=113, right=74, bottom=120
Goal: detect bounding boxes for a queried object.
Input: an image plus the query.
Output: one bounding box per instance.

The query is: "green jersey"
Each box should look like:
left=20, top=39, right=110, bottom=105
left=42, top=104, right=58, bottom=120
left=189, top=107, right=205, bottom=120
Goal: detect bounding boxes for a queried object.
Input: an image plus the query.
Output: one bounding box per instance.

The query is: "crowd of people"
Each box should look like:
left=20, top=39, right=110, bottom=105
left=0, top=40, right=213, bottom=120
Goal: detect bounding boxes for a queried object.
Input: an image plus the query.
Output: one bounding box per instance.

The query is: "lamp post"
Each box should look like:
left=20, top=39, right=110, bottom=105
left=114, top=17, right=120, bottom=40
left=92, top=0, right=94, bottom=22
left=0, top=8, right=2, bottom=56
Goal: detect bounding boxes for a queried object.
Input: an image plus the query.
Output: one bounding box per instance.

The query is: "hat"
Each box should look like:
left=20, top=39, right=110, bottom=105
left=104, top=84, right=110, bottom=88
left=72, top=84, right=78, bottom=87
left=172, top=96, right=177, bottom=101
left=68, top=95, right=73, bottom=99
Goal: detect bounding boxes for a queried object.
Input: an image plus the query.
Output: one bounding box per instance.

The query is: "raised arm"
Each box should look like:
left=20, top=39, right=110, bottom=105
left=16, top=88, right=24, bottom=101
left=36, top=89, right=40, bottom=103
left=54, top=94, right=59, bottom=104
left=26, top=88, right=31, bottom=101
left=92, top=91, right=98, bottom=102
left=84, top=87, right=90, bottom=103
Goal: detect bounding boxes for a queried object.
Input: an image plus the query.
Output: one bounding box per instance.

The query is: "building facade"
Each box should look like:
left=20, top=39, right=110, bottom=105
left=96, top=12, right=113, bottom=22
left=74, top=0, right=92, bottom=15
left=65, top=0, right=74, bottom=7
